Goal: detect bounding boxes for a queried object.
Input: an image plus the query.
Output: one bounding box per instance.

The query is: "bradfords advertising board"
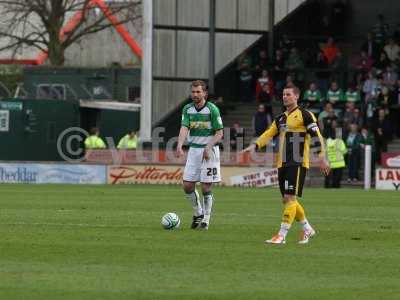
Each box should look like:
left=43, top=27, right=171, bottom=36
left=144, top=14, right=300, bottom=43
left=376, top=168, right=400, bottom=190
left=0, top=163, right=106, bottom=184
left=108, top=165, right=278, bottom=187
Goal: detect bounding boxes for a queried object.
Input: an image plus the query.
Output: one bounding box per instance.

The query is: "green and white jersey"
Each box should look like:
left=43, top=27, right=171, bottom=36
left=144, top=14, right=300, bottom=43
left=181, top=101, right=223, bottom=148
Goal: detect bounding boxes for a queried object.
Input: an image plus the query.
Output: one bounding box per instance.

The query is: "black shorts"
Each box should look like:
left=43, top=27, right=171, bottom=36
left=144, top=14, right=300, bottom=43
left=278, top=166, right=307, bottom=197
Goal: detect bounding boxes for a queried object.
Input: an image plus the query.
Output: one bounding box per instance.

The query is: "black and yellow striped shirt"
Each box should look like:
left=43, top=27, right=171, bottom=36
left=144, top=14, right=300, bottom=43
left=255, top=107, right=325, bottom=169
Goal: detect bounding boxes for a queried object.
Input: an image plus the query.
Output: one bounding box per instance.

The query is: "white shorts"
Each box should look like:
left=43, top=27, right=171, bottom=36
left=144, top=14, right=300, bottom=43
left=183, top=146, right=221, bottom=183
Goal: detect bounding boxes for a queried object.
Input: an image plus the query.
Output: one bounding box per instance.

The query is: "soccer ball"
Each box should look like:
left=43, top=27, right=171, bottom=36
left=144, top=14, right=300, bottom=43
left=161, top=212, right=180, bottom=230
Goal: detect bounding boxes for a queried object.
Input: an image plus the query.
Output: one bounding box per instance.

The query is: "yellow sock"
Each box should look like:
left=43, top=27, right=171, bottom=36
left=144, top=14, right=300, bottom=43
left=295, top=200, right=306, bottom=222
left=282, top=201, right=297, bottom=225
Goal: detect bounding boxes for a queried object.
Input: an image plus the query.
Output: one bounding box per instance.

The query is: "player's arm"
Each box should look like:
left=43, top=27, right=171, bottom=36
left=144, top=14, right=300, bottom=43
left=242, top=120, right=278, bottom=153
left=204, top=105, right=224, bottom=160
left=176, top=108, right=190, bottom=157
left=302, top=110, right=330, bottom=175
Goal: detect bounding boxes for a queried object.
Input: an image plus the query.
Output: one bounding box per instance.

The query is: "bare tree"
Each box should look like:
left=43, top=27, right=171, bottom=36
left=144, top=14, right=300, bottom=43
left=0, top=0, right=142, bottom=66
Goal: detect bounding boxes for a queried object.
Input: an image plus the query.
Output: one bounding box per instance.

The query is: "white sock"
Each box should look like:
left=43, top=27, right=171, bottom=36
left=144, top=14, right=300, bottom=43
left=278, top=223, right=291, bottom=238
left=203, top=192, right=214, bottom=224
left=185, top=190, right=203, bottom=216
left=299, top=218, right=313, bottom=232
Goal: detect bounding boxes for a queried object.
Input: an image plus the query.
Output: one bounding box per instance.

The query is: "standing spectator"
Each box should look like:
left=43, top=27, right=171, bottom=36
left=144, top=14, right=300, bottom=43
left=331, top=50, right=348, bottom=89
left=382, top=65, right=398, bottom=89
left=237, top=50, right=254, bottom=102
left=343, top=103, right=363, bottom=134
left=383, top=38, right=400, bottom=63
left=371, top=14, right=389, bottom=47
left=374, top=109, right=392, bottom=164
left=360, top=127, right=376, bottom=175
left=279, top=35, right=295, bottom=59
left=363, top=71, right=380, bottom=102
left=330, top=0, right=348, bottom=36
left=318, top=102, right=337, bottom=131
left=252, top=104, right=270, bottom=137
left=284, top=47, right=305, bottom=83
left=321, top=37, right=339, bottom=65
left=325, top=130, right=347, bottom=188
left=361, top=32, right=381, bottom=61
left=272, top=49, right=286, bottom=95
left=254, top=49, right=270, bottom=77
left=346, top=123, right=362, bottom=182
left=313, top=50, right=330, bottom=94
left=230, top=122, right=244, bottom=151
left=322, top=109, right=339, bottom=138
left=377, top=86, right=394, bottom=113
left=303, top=82, right=323, bottom=112
left=255, top=69, right=274, bottom=102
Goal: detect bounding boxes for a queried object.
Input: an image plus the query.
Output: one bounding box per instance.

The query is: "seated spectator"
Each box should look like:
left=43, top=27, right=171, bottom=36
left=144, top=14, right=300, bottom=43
left=230, top=122, right=245, bottom=151
left=326, top=81, right=345, bottom=110
left=254, top=48, right=270, bottom=77
left=321, top=37, right=339, bottom=64
left=117, top=130, right=138, bottom=149
left=255, top=69, right=274, bottom=102
left=363, top=71, right=380, bottom=102
left=84, top=127, right=106, bottom=149
left=353, top=50, right=374, bottom=76
left=383, top=38, right=400, bottom=63
left=346, top=123, right=362, bottom=182
left=361, top=32, right=380, bottom=61
left=252, top=104, right=270, bottom=137
left=343, top=103, right=363, bottom=134
left=377, top=86, right=394, bottom=113
left=344, top=84, right=361, bottom=105
left=373, top=108, right=392, bottom=164
left=279, top=34, right=295, bottom=59
left=284, top=47, right=305, bottom=83
left=373, top=51, right=391, bottom=72
left=331, top=49, right=348, bottom=88
left=303, top=82, right=323, bottom=112
left=382, top=64, right=398, bottom=89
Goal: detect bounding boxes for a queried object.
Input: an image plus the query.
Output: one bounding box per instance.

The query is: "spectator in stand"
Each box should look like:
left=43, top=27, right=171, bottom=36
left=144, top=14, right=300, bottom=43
left=331, top=49, right=348, bottom=88
left=382, top=64, right=398, bottom=90
left=344, top=83, right=361, bottom=105
left=254, top=49, right=270, bottom=77
left=374, top=108, right=392, bottom=164
left=279, top=35, right=295, bottom=59
left=361, top=32, right=381, bottom=61
left=84, top=127, right=106, bottom=149
left=230, top=122, right=244, bottom=151
left=313, top=50, right=330, bottom=94
left=252, top=104, right=270, bottom=136
left=318, top=102, right=337, bottom=130
left=321, top=37, right=339, bottom=65
left=360, top=127, right=376, bottom=173
left=326, top=81, right=345, bottom=110
left=322, top=109, right=339, bottom=138
left=237, top=50, right=254, bottom=102
left=284, top=47, right=305, bottom=84
left=303, top=82, right=323, bottom=112
left=371, top=14, right=389, bottom=47
left=383, top=38, right=400, bottom=63
left=346, top=123, right=362, bottom=182
left=255, top=69, right=274, bottom=102
left=272, top=49, right=286, bottom=95
left=373, top=51, right=391, bottom=72
left=363, top=70, right=380, bottom=103
left=343, top=103, right=363, bottom=135
left=117, top=130, right=138, bottom=150
left=377, top=86, right=394, bottom=113
left=353, top=50, right=374, bottom=77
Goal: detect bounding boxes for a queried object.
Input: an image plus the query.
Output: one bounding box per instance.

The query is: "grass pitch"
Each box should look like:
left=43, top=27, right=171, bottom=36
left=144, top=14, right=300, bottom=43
left=0, top=184, right=399, bottom=299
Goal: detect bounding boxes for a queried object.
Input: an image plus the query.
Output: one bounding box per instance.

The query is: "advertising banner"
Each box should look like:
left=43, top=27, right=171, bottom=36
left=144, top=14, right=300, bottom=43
left=381, top=153, right=400, bottom=168
left=108, top=165, right=278, bottom=187
left=375, top=168, right=400, bottom=190
left=0, top=163, right=106, bottom=184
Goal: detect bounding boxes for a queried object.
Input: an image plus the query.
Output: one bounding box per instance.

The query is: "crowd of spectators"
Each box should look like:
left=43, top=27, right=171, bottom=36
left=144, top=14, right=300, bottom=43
left=234, top=9, right=400, bottom=181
